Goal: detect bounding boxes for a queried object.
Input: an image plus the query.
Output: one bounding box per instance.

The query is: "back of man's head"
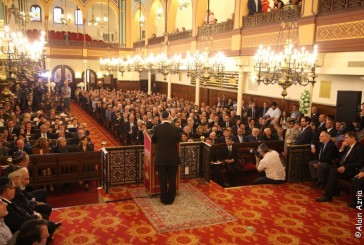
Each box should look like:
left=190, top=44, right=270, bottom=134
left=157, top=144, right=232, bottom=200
left=16, top=219, right=49, bottom=245
left=258, top=143, right=269, bottom=154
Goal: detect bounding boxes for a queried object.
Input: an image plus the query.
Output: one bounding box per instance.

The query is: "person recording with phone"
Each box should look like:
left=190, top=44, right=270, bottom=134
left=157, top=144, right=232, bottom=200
left=254, top=143, right=286, bottom=185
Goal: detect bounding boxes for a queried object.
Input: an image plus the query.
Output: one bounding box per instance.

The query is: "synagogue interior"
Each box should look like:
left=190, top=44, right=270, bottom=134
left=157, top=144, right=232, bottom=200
left=0, top=0, right=363, bottom=244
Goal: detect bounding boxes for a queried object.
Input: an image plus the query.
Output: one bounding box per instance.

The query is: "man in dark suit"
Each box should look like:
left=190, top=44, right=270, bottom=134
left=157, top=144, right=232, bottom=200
left=316, top=132, right=364, bottom=202
left=246, top=128, right=262, bottom=142
left=221, top=137, right=241, bottom=186
left=152, top=111, right=181, bottom=205
left=6, top=120, right=19, bottom=142
left=310, top=106, right=319, bottom=127
left=308, top=131, right=339, bottom=188
left=295, top=116, right=314, bottom=145
left=34, top=124, right=57, bottom=140
left=0, top=176, right=59, bottom=236
left=9, top=139, right=32, bottom=156
left=248, top=0, right=262, bottom=15
left=247, top=102, right=259, bottom=120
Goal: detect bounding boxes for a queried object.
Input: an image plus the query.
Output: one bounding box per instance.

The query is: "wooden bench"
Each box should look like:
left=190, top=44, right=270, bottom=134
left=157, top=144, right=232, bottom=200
left=0, top=152, right=101, bottom=187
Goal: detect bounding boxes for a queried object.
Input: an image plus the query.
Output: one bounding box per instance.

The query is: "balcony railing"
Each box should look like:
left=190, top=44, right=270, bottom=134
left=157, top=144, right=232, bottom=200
left=243, top=5, right=302, bottom=28
left=198, top=19, right=234, bottom=36
left=319, top=0, right=364, bottom=15
left=133, top=39, right=145, bottom=49
left=148, top=35, right=166, bottom=46
left=168, top=30, right=192, bottom=41
left=47, top=39, right=119, bottom=49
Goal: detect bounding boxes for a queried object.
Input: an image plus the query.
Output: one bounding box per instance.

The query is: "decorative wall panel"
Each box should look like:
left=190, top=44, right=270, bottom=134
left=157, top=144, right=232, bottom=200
left=50, top=48, right=83, bottom=56
left=241, top=31, right=298, bottom=48
left=316, top=20, right=364, bottom=41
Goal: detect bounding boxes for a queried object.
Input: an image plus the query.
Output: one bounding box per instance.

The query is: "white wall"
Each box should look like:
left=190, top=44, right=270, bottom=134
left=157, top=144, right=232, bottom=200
left=210, top=0, right=235, bottom=22
left=175, top=3, right=192, bottom=30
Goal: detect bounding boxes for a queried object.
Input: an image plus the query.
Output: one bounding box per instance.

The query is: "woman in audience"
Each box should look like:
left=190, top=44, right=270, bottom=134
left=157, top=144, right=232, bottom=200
left=51, top=137, right=69, bottom=153
left=32, top=137, right=51, bottom=155
left=270, top=0, right=284, bottom=11
left=279, top=110, right=289, bottom=129
left=77, top=136, right=93, bottom=152
left=1, top=130, right=10, bottom=147
left=23, top=121, right=36, bottom=136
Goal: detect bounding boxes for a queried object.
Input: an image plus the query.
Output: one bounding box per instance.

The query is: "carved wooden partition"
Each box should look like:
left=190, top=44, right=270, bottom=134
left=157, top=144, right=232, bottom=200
left=286, top=144, right=313, bottom=182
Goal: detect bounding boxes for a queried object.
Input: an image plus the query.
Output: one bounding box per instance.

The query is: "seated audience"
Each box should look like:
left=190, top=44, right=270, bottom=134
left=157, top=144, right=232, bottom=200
left=316, top=132, right=364, bottom=202
left=9, top=139, right=32, bottom=156
left=308, top=131, right=339, bottom=189
left=247, top=128, right=262, bottom=142
left=295, top=116, right=313, bottom=145
left=0, top=176, right=59, bottom=235
left=51, top=137, right=69, bottom=153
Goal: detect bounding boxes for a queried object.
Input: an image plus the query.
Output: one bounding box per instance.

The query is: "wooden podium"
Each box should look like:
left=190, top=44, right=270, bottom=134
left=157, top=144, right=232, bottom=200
left=143, top=131, right=180, bottom=194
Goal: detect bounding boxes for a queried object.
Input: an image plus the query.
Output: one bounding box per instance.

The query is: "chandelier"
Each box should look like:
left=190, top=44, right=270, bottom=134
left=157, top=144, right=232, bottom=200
left=60, top=0, right=72, bottom=24
left=178, top=0, right=190, bottom=10
left=185, top=51, right=226, bottom=85
left=254, top=21, right=318, bottom=98
left=0, top=26, right=47, bottom=80
left=99, top=51, right=228, bottom=83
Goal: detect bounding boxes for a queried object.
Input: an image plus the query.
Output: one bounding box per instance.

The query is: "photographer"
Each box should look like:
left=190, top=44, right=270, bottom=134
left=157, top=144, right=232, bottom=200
left=254, top=143, right=286, bottom=185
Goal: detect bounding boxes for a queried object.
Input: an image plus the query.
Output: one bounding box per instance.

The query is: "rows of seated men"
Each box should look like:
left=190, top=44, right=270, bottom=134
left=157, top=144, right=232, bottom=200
left=0, top=87, right=94, bottom=158
left=76, top=88, right=364, bottom=206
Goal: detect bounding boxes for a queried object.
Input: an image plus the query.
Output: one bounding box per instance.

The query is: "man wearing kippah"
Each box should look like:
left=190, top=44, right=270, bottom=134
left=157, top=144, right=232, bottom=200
left=152, top=111, right=181, bottom=205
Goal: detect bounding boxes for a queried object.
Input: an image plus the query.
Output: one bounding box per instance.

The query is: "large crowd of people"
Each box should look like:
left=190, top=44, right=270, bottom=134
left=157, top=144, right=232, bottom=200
left=77, top=86, right=364, bottom=207
left=0, top=78, right=363, bottom=244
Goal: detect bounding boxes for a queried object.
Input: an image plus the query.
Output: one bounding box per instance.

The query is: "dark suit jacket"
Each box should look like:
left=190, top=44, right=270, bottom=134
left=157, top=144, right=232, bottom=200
left=236, top=135, right=247, bottom=143
left=311, top=113, right=319, bottom=127
left=221, top=144, right=239, bottom=163
left=340, top=143, right=364, bottom=172
left=9, top=147, right=32, bottom=156
left=248, top=0, right=262, bottom=15
left=247, top=107, right=259, bottom=120
left=34, top=132, right=57, bottom=140
left=246, top=134, right=262, bottom=142
left=295, top=126, right=314, bottom=145
left=152, top=122, right=181, bottom=166
left=317, top=140, right=339, bottom=164
left=1, top=198, right=38, bottom=234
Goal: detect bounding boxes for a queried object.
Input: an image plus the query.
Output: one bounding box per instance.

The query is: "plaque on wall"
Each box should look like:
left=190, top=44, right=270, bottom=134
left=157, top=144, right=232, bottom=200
left=319, top=80, right=331, bottom=99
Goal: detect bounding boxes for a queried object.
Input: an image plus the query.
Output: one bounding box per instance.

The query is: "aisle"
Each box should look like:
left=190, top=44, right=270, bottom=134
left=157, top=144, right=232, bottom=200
left=70, top=102, right=120, bottom=150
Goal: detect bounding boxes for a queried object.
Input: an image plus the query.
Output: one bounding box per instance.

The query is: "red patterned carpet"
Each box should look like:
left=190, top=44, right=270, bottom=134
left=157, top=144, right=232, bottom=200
left=50, top=178, right=361, bottom=245
left=70, top=102, right=120, bottom=150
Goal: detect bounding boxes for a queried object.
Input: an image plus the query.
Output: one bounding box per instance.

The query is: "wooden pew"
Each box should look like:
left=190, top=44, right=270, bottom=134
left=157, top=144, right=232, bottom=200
left=0, top=152, right=101, bottom=187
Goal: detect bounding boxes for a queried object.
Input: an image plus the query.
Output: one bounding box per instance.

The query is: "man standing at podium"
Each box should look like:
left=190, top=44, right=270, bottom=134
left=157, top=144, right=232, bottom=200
left=152, top=111, right=181, bottom=205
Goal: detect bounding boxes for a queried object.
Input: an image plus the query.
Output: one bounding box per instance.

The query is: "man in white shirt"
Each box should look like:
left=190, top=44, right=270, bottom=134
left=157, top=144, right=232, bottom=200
left=265, top=102, right=282, bottom=122
left=254, top=143, right=286, bottom=184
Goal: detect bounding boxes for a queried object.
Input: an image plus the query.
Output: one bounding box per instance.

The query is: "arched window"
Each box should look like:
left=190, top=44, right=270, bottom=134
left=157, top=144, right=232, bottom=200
left=75, top=9, right=83, bottom=25
left=53, top=7, right=64, bottom=24
left=30, top=4, right=41, bottom=22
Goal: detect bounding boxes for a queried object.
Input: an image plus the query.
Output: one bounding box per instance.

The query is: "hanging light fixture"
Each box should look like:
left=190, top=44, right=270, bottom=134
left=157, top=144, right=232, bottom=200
left=60, top=0, right=72, bottom=25
left=254, top=21, right=318, bottom=98
left=88, top=4, right=98, bottom=26
left=178, top=0, right=190, bottom=11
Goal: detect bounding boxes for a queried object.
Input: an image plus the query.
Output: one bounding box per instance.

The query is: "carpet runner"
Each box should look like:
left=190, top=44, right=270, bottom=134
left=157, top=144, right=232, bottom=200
left=70, top=102, right=120, bottom=150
